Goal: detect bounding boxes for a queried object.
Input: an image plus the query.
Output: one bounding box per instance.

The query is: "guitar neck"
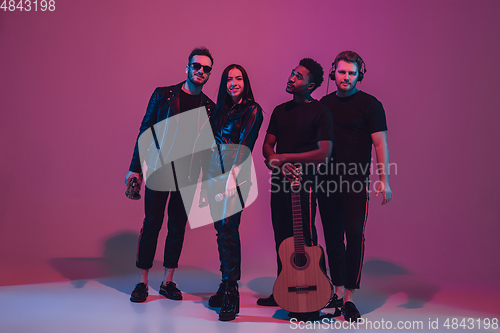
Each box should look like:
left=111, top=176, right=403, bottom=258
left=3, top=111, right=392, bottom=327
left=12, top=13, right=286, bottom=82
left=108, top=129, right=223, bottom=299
left=291, top=183, right=306, bottom=254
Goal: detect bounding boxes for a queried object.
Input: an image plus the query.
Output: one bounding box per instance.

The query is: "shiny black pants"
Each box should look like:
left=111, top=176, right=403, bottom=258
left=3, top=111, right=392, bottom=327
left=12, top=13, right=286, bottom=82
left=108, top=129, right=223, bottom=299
left=206, top=148, right=251, bottom=281
left=207, top=174, right=250, bottom=281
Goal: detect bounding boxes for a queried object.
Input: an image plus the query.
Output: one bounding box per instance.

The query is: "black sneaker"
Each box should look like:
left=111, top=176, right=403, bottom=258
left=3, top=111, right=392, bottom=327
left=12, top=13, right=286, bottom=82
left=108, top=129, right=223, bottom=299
left=324, top=293, right=343, bottom=316
left=209, top=280, right=227, bottom=307
left=159, top=281, right=183, bottom=300
left=130, top=283, right=148, bottom=303
left=343, top=301, right=361, bottom=322
left=256, top=294, right=278, bottom=306
left=325, top=293, right=343, bottom=308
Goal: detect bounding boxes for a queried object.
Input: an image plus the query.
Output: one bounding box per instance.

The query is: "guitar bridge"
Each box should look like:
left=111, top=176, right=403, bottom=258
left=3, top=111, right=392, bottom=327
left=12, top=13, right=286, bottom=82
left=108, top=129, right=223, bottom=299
left=288, top=285, right=317, bottom=293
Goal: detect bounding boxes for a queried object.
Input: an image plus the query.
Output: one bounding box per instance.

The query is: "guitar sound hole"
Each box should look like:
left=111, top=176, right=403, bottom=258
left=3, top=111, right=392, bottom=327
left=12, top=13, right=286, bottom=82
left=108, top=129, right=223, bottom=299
left=293, top=254, right=308, bottom=268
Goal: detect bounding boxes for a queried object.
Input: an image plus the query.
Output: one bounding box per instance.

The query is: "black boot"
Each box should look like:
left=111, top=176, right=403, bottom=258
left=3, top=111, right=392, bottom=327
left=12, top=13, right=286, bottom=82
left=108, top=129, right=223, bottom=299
left=209, top=280, right=227, bottom=307
left=219, top=281, right=239, bottom=321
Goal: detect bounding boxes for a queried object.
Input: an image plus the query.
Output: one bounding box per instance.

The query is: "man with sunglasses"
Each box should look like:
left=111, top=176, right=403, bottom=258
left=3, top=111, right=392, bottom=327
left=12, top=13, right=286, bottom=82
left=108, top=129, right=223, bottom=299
left=126, top=47, right=215, bottom=303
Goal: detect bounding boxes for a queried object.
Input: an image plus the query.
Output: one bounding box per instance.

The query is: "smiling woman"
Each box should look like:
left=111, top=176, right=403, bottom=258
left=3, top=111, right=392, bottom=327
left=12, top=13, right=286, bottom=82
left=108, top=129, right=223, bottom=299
left=201, top=64, right=264, bottom=321
left=227, top=68, right=244, bottom=104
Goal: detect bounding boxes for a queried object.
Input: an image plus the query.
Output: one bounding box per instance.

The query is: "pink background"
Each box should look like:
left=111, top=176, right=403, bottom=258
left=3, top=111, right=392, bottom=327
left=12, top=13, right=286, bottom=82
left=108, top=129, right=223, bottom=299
left=1, top=0, right=499, bottom=289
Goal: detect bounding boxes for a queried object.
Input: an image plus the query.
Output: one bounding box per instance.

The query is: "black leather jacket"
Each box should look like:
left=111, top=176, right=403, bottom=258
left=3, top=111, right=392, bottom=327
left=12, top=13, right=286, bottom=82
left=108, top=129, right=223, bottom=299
left=212, top=102, right=264, bottom=168
left=129, top=82, right=215, bottom=174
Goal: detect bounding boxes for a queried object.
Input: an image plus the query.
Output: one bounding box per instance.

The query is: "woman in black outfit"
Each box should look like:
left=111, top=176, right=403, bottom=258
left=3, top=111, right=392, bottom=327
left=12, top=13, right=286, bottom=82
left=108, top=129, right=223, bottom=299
left=201, top=64, right=263, bottom=321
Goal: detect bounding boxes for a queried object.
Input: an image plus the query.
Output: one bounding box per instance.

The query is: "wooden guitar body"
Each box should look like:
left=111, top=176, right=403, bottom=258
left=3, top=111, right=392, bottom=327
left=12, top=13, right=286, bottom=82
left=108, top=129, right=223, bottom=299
left=273, top=237, right=333, bottom=313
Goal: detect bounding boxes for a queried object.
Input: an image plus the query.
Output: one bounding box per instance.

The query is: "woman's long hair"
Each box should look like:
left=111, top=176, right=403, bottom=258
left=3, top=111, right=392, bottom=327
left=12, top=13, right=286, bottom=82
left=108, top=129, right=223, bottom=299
left=212, top=64, right=255, bottom=129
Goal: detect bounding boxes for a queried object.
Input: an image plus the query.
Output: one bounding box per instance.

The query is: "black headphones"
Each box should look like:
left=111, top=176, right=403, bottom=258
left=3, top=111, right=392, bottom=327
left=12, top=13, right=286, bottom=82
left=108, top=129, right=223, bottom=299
left=329, top=55, right=366, bottom=82
left=329, top=63, right=336, bottom=81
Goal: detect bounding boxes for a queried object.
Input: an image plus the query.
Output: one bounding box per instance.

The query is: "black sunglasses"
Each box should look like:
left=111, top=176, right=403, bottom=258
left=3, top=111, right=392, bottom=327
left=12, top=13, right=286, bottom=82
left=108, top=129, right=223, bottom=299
left=190, top=62, right=212, bottom=74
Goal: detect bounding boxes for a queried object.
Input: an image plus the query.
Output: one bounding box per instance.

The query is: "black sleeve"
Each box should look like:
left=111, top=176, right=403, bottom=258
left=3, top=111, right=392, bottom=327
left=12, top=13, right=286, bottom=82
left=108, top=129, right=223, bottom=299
left=200, top=98, right=217, bottom=187
left=367, top=99, right=388, bottom=134
left=266, top=106, right=278, bottom=136
left=128, top=88, right=162, bottom=173
left=316, top=107, right=334, bottom=143
left=232, top=104, right=264, bottom=167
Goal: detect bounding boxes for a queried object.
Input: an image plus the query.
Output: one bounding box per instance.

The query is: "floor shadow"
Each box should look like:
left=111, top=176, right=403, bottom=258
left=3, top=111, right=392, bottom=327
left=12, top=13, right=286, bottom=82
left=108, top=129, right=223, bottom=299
left=49, top=232, right=140, bottom=291
left=246, top=276, right=276, bottom=298
left=49, top=232, right=220, bottom=296
left=271, top=308, right=291, bottom=320
left=347, top=259, right=440, bottom=314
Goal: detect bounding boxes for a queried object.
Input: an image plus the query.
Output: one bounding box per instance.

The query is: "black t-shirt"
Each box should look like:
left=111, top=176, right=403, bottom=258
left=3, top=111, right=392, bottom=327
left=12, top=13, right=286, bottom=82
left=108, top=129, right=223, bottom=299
left=319, top=90, right=387, bottom=183
left=179, top=88, right=202, bottom=113
left=171, top=88, right=204, bottom=187
left=267, top=100, right=334, bottom=175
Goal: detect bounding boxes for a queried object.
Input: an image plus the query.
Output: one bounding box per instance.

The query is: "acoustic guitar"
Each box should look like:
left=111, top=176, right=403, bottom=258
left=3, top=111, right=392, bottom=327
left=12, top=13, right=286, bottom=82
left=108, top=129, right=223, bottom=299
left=273, top=164, right=333, bottom=313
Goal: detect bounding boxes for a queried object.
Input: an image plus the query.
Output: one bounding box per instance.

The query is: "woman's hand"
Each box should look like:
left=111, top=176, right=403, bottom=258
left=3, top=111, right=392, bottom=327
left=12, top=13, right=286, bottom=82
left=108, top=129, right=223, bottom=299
left=225, top=174, right=238, bottom=198
left=199, top=189, right=209, bottom=207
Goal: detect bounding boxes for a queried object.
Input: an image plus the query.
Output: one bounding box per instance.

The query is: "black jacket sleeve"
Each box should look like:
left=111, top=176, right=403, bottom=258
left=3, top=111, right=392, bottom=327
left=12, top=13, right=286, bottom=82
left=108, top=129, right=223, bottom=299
left=128, top=88, right=163, bottom=173
left=232, top=104, right=264, bottom=167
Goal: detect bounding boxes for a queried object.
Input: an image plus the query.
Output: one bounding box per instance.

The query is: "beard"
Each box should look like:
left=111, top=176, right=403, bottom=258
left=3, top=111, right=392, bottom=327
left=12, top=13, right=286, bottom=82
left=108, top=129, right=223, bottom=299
left=188, top=72, right=207, bottom=86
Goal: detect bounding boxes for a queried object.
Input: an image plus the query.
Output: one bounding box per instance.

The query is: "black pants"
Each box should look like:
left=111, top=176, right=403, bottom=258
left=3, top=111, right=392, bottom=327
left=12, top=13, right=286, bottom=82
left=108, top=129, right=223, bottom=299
left=317, top=191, right=369, bottom=289
left=136, top=186, right=196, bottom=269
left=206, top=149, right=251, bottom=281
left=270, top=175, right=318, bottom=275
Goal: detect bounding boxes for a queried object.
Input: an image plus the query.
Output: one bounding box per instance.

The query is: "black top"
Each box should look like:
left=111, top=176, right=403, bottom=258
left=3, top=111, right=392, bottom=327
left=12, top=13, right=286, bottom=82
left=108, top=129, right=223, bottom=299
left=319, top=90, right=387, bottom=182
left=204, top=102, right=264, bottom=184
left=128, top=82, right=215, bottom=174
left=267, top=100, right=334, bottom=154
left=213, top=102, right=264, bottom=166
left=179, top=88, right=202, bottom=113
left=267, top=100, right=334, bottom=177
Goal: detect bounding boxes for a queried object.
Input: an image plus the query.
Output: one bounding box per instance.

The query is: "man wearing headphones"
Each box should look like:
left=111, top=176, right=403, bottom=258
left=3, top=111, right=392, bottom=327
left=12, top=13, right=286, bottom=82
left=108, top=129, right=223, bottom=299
left=318, top=51, right=392, bottom=322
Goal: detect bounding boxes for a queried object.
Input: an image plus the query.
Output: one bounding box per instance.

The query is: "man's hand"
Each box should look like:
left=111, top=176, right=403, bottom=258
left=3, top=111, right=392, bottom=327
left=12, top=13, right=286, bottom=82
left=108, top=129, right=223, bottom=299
left=265, top=154, right=286, bottom=170
left=199, top=189, right=208, bottom=208
left=375, top=181, right=392, bottom=205
left=281, top=163, right=302, bottom=182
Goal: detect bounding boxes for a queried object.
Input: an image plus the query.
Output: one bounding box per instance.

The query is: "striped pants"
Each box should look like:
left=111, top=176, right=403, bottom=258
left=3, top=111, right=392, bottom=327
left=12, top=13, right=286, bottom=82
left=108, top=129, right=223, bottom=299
left=317, top=192, right=369, bottom=289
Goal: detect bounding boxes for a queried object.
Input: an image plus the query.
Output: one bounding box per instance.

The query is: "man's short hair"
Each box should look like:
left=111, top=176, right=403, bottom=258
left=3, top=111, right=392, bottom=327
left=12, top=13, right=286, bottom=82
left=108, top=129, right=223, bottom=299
left=299, top=58, right=324, bottom=91
left=333, top=51, right=366, bottom=81
left=188, top=47, right=213, bottom=65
